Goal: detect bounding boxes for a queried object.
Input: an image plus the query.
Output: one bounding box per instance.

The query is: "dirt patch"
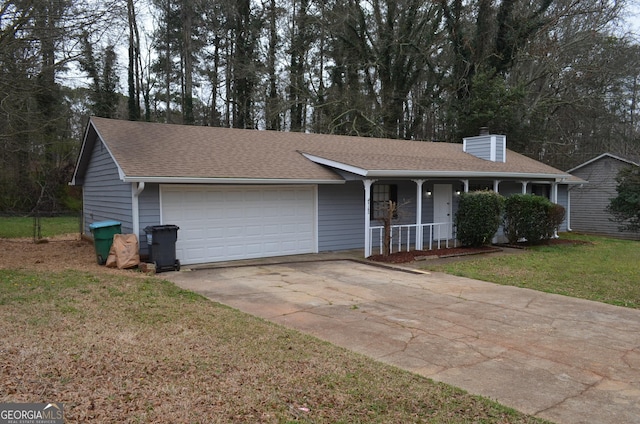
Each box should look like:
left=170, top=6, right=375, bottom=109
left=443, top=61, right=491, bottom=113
left=0, top=235, right=127, bottom=275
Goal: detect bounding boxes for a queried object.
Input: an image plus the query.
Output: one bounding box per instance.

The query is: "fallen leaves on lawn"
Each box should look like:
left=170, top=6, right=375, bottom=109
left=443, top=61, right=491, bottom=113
left=0, top=237, right=547, bottom=423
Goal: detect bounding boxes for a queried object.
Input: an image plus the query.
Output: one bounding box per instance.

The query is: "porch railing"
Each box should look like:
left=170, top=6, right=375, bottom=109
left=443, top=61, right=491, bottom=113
left=369, top=222, right=456, bottom=256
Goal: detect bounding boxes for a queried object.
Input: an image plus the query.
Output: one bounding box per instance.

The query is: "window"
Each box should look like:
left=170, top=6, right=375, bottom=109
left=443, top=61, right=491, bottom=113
left=371, top=184, right=398, bottom=220
left=531, top=184, right=550, bottom=198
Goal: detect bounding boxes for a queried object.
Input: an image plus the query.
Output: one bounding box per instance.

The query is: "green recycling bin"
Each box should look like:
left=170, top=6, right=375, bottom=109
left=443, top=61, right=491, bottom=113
left=89, top=220, right=122, bottom=265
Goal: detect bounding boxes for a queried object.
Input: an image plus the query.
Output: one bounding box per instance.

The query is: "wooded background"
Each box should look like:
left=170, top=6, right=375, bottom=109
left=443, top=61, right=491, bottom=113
left=1, top=0, right=639, bottom=213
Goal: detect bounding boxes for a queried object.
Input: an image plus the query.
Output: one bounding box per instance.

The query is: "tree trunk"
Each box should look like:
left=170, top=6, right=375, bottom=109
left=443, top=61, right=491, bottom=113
left=289, top=0, right=310, bottom=132
left=382, top=200, right=396, bottom=257
left=164, top=0, right=172, bottom=123
left=182, top=0, right=194, bottom=124
left=265, top=0, right=280, bottom=130
left=127, top=0, right=141, bottom=121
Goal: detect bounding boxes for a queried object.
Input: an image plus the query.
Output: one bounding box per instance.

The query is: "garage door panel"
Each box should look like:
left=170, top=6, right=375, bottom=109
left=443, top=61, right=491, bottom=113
left=162, top=186, right=316, bottom=264
left=184, top=247, right=206, bottom=263
left=205, top=228, right=223, bottom=238
left=206, top=246, right=225, bottom=257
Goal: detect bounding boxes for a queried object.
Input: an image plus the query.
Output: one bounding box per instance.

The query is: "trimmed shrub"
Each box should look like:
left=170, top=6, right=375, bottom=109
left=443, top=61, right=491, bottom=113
left=503, top=194, right=565, bottom=244
left=546, top=203, right=566, bottom=238
left=455, top=190, right=505, bottom=247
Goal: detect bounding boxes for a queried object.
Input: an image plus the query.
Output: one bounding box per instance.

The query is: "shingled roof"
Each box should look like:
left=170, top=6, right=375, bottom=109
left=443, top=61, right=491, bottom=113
left=72, top=117, right=580, bottom=185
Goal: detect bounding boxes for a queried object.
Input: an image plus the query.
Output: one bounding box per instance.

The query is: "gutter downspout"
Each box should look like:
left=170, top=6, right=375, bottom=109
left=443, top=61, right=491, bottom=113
left=132, top=182, right=145, bottom=241
left=565, top=184, right=583, bottom=232
left=566, top=188, right=572, bottom=232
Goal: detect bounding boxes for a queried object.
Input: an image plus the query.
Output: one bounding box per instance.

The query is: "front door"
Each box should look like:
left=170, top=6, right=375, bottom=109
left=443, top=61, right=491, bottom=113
left=433, top=184, right=453, bottom=239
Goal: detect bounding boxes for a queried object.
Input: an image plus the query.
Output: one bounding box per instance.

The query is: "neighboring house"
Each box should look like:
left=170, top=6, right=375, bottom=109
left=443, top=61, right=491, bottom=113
left=567, top=153, right=640, bottom=240
left=71, top=117, right=582, bottom=265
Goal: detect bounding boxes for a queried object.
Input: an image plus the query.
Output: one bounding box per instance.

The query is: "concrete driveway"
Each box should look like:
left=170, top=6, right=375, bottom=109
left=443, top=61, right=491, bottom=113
left=164, top=260, right=640, bottom=424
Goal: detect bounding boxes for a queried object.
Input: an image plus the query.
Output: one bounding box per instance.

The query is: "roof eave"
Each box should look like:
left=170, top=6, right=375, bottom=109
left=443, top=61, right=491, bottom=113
left=122, top=176, right=345, bottom=185
left=70, top=119, right=97, bottom=186
left=368, top=170, right=577, bottom=181
left=300, top=153, right=368, bottom=176
left=301, top=152, right=575, bottom=182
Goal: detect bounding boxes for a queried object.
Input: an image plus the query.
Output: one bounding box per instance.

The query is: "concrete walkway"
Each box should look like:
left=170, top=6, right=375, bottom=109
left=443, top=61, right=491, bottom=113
left=164, top=259, right=640, bottom=424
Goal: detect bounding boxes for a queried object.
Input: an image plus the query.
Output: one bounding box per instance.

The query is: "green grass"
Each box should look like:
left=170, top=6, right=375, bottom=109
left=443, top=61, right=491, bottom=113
left=423, top=233, right=640, bottom=308
left=0, top=269, right=548, bottom=423
left=0, top=215, right=80, bottom=238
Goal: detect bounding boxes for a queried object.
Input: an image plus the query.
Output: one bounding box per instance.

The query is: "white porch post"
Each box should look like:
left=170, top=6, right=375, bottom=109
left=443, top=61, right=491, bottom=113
left=363, top=179, right=376, bottom=257
left=521, top=181, right=529, bottom=194
left=552, top=182, right=559, bottom=237
left=551, top=182, right=558, bottom=203
left=413, top=179, right=425, bottom=250
left=461, top=179, right=469, bottom=192
left=492, top=180, right=502, bottom=244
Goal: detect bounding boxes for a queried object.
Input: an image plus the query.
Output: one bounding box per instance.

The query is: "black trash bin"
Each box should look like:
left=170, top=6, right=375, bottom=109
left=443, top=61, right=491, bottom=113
left=144, top=225, right=180, bottom=272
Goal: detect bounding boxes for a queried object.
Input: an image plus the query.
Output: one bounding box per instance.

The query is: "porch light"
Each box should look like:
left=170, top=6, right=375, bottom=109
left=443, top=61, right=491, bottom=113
left=455, top=190, right=461, bottom=196
left=425, top=191, right=432, bottom=197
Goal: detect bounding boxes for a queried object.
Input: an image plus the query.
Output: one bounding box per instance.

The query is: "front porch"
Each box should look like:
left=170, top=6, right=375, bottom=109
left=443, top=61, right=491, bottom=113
left=369, top=222, right=457, bottom=256
left=362, top=177, right=568, bottom=257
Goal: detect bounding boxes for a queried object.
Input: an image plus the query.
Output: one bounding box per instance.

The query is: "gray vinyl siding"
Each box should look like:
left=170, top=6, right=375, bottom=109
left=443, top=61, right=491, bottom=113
left=318, top=182, right=364, bottom=251
left=318, top=181, right=425, bottom=251
left=82, top=139, right=132, bottom=236
left=570, top=157, right=640, bottom=240
left=496, top=140, right=505, bottom=162
left=464, top=135, right=506, bottom=162
left=464, top=136, right=492, bottom=160
left=138, top=183, right=161, bottom=254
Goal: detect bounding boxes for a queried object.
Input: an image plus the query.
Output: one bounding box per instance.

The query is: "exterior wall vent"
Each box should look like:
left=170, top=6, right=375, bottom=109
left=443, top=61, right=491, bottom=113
left=463, top=134, right=506, bottom=163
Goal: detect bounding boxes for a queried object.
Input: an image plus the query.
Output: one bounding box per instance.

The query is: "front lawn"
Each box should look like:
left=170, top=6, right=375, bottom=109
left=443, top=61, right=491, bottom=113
left=5, top=217, right=635, bottom=422
left=423, top=233, right=640, bottom=308
left=0, top=268, right=547, bottom=423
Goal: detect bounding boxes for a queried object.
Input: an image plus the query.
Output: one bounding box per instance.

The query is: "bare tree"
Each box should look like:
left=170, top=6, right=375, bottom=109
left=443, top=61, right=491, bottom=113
left=127, top=0, right=142, bottom=120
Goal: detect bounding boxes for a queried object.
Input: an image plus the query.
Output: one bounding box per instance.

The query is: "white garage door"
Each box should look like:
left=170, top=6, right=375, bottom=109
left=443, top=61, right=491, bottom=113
left=161, top=185, right=317, bottom=265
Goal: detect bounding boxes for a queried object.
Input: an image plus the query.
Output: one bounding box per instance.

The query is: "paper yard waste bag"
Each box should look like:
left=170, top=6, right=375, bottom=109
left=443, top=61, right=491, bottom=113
left=105, top=234, right=140, bottom=269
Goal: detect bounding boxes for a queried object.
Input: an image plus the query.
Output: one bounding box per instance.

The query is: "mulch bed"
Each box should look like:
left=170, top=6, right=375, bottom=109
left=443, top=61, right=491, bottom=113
left=368, top=245, right=502, bottom=264
left=368, top=238, right=592, bottom=264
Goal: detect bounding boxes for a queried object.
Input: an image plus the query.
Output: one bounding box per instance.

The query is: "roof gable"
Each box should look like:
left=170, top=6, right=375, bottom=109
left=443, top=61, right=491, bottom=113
left=72, top=117, right=578, bottom=185
left=567, top=153, right=640, bottom=173
left=71, top=120, right=129, bottom=185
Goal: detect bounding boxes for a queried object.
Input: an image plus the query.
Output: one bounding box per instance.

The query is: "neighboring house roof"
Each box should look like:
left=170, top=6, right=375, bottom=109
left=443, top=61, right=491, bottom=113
left=567, top=153, right=640, bottom=173
left=72, top=117, right=581, bottom=185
